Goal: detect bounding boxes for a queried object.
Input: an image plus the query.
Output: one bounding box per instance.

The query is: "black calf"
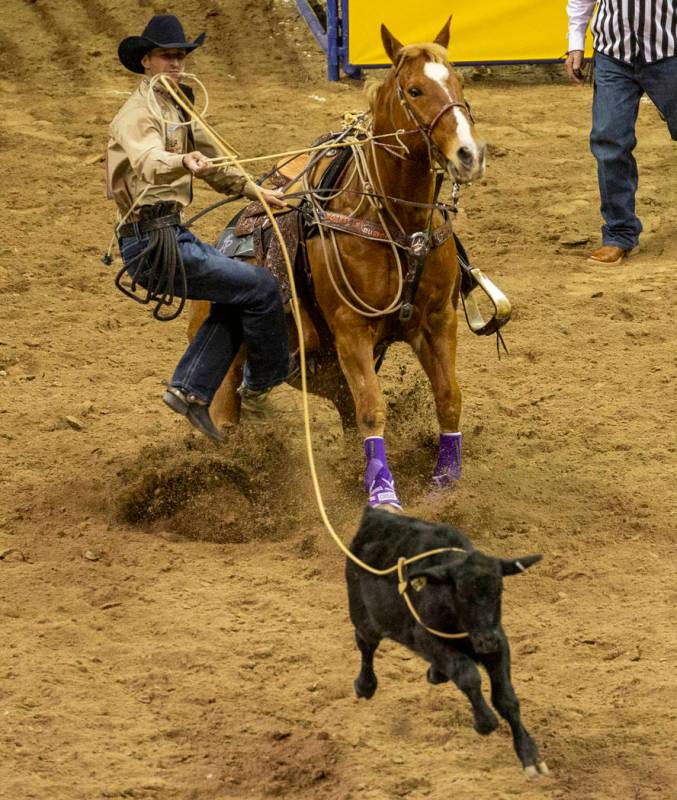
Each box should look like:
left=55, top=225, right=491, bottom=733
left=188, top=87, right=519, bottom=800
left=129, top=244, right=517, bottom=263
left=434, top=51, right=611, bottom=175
left=345, top=506, right=549, bottom=777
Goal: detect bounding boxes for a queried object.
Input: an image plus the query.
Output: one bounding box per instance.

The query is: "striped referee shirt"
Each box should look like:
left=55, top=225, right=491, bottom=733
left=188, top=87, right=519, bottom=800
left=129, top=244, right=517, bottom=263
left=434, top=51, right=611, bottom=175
left=567, top=0, right=677, bottom=63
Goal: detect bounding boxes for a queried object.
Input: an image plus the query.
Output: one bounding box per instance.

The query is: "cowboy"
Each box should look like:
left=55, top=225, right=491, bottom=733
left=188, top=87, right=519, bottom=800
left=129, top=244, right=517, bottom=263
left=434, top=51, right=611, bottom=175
left=565, top=1, right=677, bottom=265
left=108, top=14, right=290, bottom=441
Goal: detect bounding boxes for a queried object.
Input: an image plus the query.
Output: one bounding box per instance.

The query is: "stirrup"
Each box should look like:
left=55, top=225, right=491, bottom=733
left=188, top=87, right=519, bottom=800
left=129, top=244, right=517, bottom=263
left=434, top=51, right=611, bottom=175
left=461, top=267, right=512, bottom=336
left=455, top=233, right=511, bottom=336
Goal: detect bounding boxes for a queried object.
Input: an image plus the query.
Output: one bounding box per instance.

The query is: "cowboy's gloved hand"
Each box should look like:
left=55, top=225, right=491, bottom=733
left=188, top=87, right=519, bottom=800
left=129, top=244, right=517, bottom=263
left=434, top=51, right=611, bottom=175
left=183, top=151, right=219, bottom=177
left=565, top=50, right=586, bottom=84
left=244, top=183, right=288, bottom=209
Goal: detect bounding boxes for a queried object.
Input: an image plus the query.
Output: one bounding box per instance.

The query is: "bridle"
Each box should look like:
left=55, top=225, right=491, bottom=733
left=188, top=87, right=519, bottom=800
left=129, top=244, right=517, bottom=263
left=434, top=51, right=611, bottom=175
left=393, top=57, right=475, bottom=172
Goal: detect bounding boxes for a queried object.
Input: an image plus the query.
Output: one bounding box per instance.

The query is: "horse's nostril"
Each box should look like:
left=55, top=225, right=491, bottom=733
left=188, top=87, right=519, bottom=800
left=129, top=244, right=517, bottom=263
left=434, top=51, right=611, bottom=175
left=457, top=146, right=475, bottom=168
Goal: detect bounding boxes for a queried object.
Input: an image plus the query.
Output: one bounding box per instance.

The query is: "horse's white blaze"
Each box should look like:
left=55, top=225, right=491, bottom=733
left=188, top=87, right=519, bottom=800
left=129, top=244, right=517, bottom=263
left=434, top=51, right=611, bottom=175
left=423, top=60, right=479, bottom=158
left=423, top=61, right=450, bottom=86
left=452, top=106, right=478, bottom=156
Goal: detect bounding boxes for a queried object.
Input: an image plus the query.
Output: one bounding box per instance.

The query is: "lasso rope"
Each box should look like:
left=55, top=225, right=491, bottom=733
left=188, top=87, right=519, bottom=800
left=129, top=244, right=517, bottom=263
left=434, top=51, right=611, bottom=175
left=153, top=73, right=469, bottom=639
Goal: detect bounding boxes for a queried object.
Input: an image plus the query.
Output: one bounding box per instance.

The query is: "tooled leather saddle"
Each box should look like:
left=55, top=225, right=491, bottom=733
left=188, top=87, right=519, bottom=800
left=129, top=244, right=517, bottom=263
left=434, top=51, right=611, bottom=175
left=215, top=133, right=352, bottom=304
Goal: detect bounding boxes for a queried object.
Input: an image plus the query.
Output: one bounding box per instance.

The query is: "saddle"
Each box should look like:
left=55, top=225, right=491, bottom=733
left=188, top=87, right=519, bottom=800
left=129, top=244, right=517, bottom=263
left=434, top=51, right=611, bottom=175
left=215, top=133, right=352, bottom=305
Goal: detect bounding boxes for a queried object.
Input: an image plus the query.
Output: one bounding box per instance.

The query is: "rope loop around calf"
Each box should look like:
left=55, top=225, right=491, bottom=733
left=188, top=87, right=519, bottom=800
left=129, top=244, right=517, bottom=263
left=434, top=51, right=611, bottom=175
left=396, top=554, right=470, bottom=640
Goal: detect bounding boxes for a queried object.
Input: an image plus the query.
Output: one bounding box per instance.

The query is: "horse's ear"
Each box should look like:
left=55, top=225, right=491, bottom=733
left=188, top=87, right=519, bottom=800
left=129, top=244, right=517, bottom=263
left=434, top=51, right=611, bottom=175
left=381, top=24, right=404, bottom=64
left=433, top=15, right=452, bottom=50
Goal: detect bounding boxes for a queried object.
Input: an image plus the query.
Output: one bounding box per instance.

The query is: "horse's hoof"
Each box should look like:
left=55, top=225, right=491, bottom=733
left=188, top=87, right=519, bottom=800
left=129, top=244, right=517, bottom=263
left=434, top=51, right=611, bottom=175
left=365, top=455, right=402, bottom=511
left=431, top=472, right=460, bottom=489
left=538, top=762, right=550, bottom=776
left=432, top=433, right=462, bottom=487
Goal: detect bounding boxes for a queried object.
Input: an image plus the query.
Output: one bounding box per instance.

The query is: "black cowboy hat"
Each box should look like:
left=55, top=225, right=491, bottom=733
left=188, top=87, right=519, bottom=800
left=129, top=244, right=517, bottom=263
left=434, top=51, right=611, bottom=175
left=118, top=15, right=206, bottom=74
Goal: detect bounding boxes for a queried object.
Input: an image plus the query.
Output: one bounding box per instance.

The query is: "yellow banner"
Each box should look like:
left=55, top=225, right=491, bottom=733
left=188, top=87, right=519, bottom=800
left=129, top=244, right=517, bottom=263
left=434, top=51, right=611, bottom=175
left=346, top=0, right=591, bottom=65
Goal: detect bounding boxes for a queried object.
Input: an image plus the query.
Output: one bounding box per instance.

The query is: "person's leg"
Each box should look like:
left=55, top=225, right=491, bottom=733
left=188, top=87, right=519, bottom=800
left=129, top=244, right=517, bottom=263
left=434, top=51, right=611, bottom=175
left=172, top=230, right=289, bottom=403
left=637, top=55, right=677, bottom=140
left=170, top=304, right=243, bottom=403
left=590, top=53, right=644, bottom=250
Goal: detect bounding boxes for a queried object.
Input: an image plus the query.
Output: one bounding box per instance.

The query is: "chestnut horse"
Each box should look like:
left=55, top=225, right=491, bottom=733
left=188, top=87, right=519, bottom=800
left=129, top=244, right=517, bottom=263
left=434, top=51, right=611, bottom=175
left=187, top=20, right=485, bottom=510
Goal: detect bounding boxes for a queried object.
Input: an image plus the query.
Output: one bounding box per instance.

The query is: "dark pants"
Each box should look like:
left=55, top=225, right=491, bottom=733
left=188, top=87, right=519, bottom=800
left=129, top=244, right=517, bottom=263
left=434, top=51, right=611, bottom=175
left=119, top=227, right=289, bottom=404
left=590, top=52, right=677, bottom=250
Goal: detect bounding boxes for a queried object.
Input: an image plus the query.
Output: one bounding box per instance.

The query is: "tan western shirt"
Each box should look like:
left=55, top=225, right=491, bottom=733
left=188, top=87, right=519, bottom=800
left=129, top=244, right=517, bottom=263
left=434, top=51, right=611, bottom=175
left=107, top=78, right=247, bottom=218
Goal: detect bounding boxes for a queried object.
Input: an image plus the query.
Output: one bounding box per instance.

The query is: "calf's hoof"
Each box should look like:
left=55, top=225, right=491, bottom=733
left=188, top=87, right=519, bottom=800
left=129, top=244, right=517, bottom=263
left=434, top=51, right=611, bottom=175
left=426, top=666, right=449, bottom=685
left=524, top=762, right=550, bottom=778
left=354, top=676, right=378, bottom=700
left=473, top=712, right=499, bottom=736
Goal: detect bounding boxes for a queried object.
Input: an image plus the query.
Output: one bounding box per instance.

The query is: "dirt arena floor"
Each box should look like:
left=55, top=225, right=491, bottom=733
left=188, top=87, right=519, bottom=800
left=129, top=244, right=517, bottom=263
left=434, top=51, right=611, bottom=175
left=1, top=1, right=676, bottom=799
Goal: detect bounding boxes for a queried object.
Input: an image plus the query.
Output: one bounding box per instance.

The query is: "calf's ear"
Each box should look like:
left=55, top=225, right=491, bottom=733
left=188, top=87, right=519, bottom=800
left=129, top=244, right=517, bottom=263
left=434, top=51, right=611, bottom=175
left=500, top=554, right=542, bottom=576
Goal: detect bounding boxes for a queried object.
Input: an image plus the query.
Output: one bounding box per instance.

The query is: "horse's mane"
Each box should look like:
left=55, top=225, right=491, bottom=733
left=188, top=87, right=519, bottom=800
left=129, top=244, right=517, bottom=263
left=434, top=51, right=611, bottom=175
left=398, top=42, right=449, bottom=65
left=364, top=42, right=450, bottom=112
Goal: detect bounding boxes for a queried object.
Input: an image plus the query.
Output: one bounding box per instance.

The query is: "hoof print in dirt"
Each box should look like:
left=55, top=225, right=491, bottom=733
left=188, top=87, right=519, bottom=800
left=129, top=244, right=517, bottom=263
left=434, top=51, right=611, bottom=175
left=346, top=507, right=547, bottom=773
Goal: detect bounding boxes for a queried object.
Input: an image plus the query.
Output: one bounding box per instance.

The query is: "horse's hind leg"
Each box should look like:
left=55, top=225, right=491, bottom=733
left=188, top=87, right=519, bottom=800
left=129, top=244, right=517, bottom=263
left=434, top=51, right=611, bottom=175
left=186, top=299, right=209, bottom=342
left=186, top=300, right=243, bottom=428
left=209, top=352, right=244, bottom=428
left=409, top=308, right=463, bottom=487
left=334, top=330, right=401, bottom=509
left=303, top=355, right=357, bottom=431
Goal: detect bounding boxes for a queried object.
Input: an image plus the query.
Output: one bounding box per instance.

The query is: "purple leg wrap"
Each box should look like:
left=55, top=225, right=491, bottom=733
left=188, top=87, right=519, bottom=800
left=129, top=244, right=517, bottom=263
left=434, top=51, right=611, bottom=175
left=364, top=436, right=402, bottom=510
left=432, top=432, right=462, bottom=488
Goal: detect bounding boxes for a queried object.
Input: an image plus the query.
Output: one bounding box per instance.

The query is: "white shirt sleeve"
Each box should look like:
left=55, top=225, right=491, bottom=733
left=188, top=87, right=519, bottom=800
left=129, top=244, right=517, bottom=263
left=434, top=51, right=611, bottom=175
left=567, top=0, right=597, bottom=51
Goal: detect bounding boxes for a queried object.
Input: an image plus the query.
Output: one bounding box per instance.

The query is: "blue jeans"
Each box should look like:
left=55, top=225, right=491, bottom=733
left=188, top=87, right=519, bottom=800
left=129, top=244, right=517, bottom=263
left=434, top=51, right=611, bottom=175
left=119, top=227, right=289, bottom=404
left=591, top=52, right=677, bottom=250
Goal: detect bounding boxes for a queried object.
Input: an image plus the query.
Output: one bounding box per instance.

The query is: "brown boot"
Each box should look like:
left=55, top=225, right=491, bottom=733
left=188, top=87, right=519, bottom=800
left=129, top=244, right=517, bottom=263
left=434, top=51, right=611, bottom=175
left=588, top=244, right=639, bottom=265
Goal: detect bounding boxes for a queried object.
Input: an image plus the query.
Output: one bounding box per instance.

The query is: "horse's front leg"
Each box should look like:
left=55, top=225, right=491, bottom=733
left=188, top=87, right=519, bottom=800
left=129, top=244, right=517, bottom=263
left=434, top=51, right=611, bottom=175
left=334, top=327, right=402, bottom=511
left=409, top=307, right=463, bottom=488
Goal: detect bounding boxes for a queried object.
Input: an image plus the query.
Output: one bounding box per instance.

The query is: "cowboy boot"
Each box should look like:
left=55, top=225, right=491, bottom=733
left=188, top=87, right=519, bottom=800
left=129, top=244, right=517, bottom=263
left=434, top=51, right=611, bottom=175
left=163, top=387, right=224, bottom=443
